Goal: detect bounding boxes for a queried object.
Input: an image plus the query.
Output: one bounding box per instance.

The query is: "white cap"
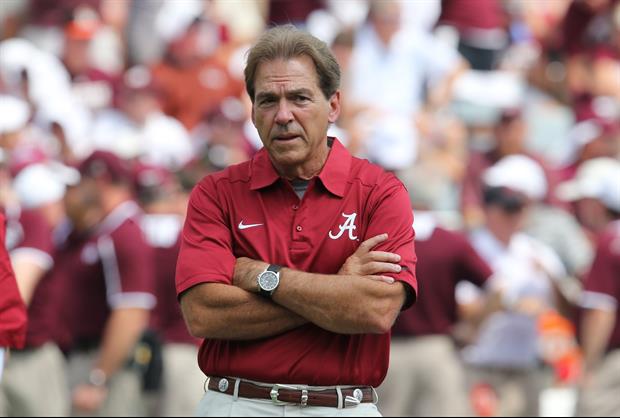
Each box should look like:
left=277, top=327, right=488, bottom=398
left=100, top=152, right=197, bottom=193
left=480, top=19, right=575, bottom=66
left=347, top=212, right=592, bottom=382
left=599, top=167, right=620, bottom=212
left=558, top=159, right=620, bottom=212
left=13, top=163, right=80, bottom=209
left=155, top=0, right=204, bottom=43
left=483, top=154, right=548, bottom=200
left=0, top=95, right=30, bottom=134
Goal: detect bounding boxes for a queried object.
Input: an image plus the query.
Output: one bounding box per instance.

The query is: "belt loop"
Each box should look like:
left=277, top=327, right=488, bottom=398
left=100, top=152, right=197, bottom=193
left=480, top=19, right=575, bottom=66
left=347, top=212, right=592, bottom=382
left=336, top=387, right=344, bottom=409
left=233, top=378, right=241, bottom=400
left=371, top=387, right=379, bottom=405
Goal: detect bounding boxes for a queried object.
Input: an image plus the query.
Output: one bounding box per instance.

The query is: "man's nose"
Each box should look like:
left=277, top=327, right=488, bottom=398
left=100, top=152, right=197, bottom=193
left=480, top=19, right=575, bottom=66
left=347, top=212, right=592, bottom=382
left=275, top=100, right=294, bottom=126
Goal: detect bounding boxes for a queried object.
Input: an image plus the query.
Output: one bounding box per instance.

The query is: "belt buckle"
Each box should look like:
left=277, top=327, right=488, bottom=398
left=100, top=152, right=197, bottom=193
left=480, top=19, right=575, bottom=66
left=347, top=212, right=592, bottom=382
left=270, top=384, right=308, bottom=406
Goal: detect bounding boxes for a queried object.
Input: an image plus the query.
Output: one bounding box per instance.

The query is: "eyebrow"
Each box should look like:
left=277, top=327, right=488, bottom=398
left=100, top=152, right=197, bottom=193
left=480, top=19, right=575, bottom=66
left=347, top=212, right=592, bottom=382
left=255, top=88, right=315, bottom=102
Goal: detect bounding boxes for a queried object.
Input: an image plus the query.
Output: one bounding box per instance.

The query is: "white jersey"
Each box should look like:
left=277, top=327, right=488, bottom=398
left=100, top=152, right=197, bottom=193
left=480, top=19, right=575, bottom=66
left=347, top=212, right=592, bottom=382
left=460, top=229, right=566, bottom=368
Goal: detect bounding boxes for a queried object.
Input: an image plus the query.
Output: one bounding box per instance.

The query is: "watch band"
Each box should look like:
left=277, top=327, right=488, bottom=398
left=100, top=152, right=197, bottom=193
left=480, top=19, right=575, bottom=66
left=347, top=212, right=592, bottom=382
left=267, top=265, right=282, bottom=274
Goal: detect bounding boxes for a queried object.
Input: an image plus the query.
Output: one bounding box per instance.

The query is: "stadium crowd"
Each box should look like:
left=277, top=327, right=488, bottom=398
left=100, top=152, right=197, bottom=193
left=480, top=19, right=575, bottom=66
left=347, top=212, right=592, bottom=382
left=0, top=0, right=619, bottom=416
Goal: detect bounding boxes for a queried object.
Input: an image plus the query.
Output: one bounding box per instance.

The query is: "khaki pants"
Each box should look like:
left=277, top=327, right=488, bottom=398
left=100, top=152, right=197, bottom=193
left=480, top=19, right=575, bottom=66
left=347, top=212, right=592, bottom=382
left=68, top=349, right=145, bottom=417
left=466, top=365, right=550, bottom=417
left=577, top=349, right=620, bottom=417
left=377, top=336, right=470, bottom=417
left=0, top=343, right=69, bottom=417
left=195, top=390, right=382, bottom=417
left=160, top=344, right=206, bottom=417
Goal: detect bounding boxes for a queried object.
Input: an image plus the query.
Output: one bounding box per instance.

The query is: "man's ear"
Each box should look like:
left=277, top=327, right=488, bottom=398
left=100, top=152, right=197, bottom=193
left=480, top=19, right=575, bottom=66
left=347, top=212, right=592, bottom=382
left=328, top=90, right=341, bottom=124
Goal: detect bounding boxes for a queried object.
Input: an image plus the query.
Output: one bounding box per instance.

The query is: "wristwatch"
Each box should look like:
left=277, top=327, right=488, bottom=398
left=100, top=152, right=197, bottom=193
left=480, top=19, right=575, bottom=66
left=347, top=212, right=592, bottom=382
left=257, top=265, right=282, bottom=298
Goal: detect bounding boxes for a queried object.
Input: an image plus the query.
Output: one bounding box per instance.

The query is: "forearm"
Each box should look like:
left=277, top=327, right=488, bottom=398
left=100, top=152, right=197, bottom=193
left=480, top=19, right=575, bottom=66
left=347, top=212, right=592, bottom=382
left=94, top=308, right=149, bottom=380
left=11, top=260, right=47, bottom=306
left=181, top=283, right=307, bottom=340
left=581, top=309, right=616, bottom=371
left=272, top=268, right=406, bottom=335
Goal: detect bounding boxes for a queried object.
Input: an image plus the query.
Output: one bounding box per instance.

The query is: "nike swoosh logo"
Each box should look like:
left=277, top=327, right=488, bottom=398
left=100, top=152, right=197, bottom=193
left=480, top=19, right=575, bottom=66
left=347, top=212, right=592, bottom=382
left=238, top=221, right=264, bottom=230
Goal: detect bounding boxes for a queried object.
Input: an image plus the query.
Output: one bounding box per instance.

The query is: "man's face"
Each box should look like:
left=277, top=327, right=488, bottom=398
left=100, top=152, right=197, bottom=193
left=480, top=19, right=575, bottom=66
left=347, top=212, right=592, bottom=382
left=251, top=56, right=340, bottom=170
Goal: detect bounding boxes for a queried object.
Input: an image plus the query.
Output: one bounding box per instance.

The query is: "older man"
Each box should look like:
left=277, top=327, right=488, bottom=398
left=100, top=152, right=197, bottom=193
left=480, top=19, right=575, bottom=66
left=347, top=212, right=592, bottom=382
left=176, top=25, right=418, bottom=417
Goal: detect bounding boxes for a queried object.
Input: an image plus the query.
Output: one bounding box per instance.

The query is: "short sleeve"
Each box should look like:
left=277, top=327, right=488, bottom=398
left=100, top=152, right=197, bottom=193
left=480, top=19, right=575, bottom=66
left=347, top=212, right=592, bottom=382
left=10, top=210, right=54, bottom=271
left=582, top=234, right=620, bottom=309
left=456, top=233, right=493, bottom=287
left=175, top=177, right=236, bottom=297
left=99, top=220, right=156, bottom=310
left=364, top=175, right=418, bottom=307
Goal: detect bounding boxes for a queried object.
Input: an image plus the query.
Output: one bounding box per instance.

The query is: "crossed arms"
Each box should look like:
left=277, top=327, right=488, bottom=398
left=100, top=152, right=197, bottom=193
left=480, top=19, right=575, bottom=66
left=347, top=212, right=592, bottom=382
left=181, top=234, right=411, bottom=340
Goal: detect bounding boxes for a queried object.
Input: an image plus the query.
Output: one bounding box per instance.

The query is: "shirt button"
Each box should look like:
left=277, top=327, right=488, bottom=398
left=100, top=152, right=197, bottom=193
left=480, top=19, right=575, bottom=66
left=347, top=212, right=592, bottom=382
left=292, top=204, right=299, bottom=210
left=296, top=225, right=303, bottom=232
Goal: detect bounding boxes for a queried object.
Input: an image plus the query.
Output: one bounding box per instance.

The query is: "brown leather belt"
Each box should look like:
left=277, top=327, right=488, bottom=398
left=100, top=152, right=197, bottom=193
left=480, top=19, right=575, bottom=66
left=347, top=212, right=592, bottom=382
left=208, top=376, right=375, bottom=408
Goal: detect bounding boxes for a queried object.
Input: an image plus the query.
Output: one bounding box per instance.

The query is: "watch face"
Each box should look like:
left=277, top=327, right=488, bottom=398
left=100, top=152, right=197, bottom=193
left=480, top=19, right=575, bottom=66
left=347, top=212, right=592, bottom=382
left=259, top=271, right=279, bottom=292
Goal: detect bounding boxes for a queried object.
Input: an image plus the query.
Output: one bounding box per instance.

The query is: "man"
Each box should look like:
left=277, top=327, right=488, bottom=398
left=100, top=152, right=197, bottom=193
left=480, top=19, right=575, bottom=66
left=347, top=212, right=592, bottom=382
left=577, top=165, right=620, bottom=417
left=461, top=109, right=559, bottom=229
left=0, top=213, right=27, bottom=381
left=377, top=188, right=492, bottom=417
left=176, top=25, right=417, bottom=417
left=135, top=164, right=204, bottom=416
left=61, top=151, right=155, bottom=416
left=459, top=156, right=569, bottom=417
left=0, top=163, right=78, bottom=416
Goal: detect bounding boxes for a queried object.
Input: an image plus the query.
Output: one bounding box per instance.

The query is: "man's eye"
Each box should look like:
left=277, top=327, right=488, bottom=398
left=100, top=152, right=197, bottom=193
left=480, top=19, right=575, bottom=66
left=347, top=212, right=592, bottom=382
left=296, top=96, right=310, bottom=102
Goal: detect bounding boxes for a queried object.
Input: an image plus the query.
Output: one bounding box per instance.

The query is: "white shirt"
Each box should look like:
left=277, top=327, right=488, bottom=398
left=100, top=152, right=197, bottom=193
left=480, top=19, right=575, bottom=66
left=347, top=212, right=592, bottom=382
left=349, top=25, right=461, bottom=116
left=460, top=229, right=566, bottom=368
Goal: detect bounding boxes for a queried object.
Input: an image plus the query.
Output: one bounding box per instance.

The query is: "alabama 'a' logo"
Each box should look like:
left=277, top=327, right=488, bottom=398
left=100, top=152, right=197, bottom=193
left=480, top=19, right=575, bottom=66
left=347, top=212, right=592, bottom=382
left=329, top=213, right=358, bottom=240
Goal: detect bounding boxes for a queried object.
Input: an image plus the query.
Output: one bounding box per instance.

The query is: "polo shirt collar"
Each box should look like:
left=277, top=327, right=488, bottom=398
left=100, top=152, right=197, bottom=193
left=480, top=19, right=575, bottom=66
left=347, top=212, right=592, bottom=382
left=250, top=138, right=351, bottom=198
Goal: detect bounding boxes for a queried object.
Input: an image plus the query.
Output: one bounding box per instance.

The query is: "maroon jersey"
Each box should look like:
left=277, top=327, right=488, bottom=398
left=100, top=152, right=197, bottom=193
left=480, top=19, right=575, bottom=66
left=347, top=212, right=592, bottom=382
left=582, top=221, right=620, bottom=352
left=392, top=221, right=492, bottom=337
left=142, top=214, right=199, bottom=346
left=10, top=209, right=61, bottom=348
left=60, top=201, right=156, bottom=347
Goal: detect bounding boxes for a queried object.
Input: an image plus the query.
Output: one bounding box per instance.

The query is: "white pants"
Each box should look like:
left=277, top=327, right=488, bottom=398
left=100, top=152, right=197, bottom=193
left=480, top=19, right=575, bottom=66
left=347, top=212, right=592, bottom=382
left=195, top=390, right=382, bottom=417
left=0, top=349, right=4, bottom=382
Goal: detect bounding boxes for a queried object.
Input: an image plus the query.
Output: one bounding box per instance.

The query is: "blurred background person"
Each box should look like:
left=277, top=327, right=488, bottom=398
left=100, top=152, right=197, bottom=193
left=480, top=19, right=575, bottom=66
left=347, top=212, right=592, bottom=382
left=378, top=183, right=493, bottom=417
left=0, top=162, right=78, bottom=416
left=458, top=156, right=570, bottom=417
left=577, top=165, right=620, bottom=417
left=60, top=151, right=155, bottom=416
left=134, top=164, right=204, bottom=417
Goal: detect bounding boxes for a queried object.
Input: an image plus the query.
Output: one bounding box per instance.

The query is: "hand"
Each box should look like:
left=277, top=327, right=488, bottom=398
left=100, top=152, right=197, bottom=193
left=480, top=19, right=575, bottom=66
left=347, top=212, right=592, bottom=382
left=72, top=384, right=108, bottom=413
left=233, top=257, right=269, bottom=293
left=338, top=234, right=402, bottom=284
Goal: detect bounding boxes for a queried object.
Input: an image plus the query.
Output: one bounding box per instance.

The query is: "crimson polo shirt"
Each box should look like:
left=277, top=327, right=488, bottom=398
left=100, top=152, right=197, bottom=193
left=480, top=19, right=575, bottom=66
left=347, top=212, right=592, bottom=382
left=392, top=225, right=491, bottom=337
left=59, top=201, right=156, bottom=348
left=0, top=214, right=27, bottom=349
left=582, top=221, right=620, bottom=352
left=176, top=138, right=418, bottom=387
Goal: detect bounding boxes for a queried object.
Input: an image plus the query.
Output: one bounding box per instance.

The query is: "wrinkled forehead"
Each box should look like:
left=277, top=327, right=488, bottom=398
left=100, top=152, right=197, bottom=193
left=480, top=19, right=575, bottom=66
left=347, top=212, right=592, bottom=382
left=254, top=56, right=320, bottom=93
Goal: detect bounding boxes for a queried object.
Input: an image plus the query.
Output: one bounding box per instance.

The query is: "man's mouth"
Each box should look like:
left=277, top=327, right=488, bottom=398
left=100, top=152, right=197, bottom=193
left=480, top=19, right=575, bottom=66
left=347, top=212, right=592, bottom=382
left=273, top=134, right=301, bottom=142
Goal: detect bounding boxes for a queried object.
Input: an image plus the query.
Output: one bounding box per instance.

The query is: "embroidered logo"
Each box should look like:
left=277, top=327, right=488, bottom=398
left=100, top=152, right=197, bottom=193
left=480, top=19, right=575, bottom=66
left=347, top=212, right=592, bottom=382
left=238, top=221, right=263, bottom=230
left=329, top=213, right=359, bottom=240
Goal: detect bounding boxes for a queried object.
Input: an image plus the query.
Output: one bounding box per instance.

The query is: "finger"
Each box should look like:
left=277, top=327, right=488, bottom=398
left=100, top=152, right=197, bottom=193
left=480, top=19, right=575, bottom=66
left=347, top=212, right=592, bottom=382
left=365, top=251, right=401, bottom=263
left=358, top=233, right=389, bottom=253
left=367, top=275, right=395, bottom=284
left=363, top=262, right=402, bottom=275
